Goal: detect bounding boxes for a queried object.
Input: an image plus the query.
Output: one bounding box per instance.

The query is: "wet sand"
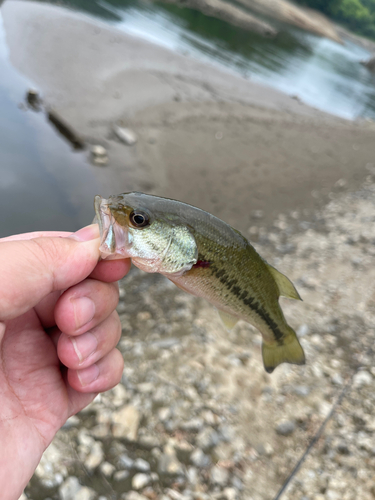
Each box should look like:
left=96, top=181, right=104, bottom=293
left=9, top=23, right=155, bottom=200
left=4, top=0, right=375, bottom=233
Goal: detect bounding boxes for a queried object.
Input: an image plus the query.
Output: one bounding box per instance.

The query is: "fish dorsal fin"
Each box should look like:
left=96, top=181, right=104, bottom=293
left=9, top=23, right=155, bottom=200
left=218, top=310, right=239, bottom=331
left=266, top=264, right=302, bottom=301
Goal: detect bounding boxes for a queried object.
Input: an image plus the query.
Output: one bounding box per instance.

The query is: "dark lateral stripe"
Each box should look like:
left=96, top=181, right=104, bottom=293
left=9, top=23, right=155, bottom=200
left=211, top=266, right=284, bottom=343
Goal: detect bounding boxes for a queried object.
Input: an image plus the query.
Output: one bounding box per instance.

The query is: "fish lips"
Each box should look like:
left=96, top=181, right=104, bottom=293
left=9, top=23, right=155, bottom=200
left=94, top=195, right=130, bottom=259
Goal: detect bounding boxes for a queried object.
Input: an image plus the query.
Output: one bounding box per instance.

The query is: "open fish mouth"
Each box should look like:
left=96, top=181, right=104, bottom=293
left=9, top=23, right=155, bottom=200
left=94, top=195, right=129, bottom=259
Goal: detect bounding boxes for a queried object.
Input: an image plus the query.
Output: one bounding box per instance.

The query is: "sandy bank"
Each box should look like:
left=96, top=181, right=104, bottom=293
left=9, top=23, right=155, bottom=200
left=3, top=0, right=375, bottom=231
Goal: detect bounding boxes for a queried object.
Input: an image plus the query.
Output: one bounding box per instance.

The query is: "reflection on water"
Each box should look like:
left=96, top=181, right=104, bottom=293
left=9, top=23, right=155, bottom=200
left=1, top=0, right=375, bottom=236
left=49, top=0, right=375, bottom=120
left=0, top=10, right=98, bottom=238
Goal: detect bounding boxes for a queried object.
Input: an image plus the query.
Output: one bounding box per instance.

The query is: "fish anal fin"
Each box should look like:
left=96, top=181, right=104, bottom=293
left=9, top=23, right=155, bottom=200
left=218, top=310, right=239, bottom=331
left=262, top=332, right=305, bottom=373
left=266, top=264, right=302, bottom=301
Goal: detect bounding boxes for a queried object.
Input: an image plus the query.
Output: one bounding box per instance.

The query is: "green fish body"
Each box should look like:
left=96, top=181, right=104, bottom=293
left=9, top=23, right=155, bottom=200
left=94, top=192, right=305, bottom=373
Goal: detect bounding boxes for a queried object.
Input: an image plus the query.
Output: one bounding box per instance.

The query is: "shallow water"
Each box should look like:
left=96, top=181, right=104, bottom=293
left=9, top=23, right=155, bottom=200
left=71, top=0, right=375, bottom=120
left=1, top=0, right=375, bottom=236
left=0, top=11, right=98, bottom=237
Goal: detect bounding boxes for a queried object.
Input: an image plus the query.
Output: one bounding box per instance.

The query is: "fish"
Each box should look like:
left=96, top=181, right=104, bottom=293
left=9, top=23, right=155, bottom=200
left=94, top=192, right=305, bottom=373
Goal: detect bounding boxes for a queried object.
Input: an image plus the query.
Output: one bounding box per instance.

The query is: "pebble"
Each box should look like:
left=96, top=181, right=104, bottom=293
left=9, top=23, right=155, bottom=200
left=275, top=420, right=296, bottom=436
left=59, top=477, right=96, bottom=500
left=353, top=370, right=373, bottom=386
left=90, top=145, right=108, bottom=165
left=133, top=458, right=151, bottom=472
left=100, top=461, right=116, bottom=477
left=112, top=405, right=140, bottom=441
left=190, top=448, right=211, bottom=468
left=113, top=125, right=137, bottom=145
left=158, top=452, right=184, bottom=477
left=210, top=465, right=230, bottom=486
left=132, top=473, right=151, bottom=490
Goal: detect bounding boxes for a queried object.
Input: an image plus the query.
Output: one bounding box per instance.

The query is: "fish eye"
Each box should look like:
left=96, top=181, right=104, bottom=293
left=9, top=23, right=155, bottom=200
left=129, top=210, right=150, bottom=228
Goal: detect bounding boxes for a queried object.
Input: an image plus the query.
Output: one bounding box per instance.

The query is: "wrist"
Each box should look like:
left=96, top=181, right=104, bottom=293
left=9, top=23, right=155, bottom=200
left=0, top=417, right=44, bottom=500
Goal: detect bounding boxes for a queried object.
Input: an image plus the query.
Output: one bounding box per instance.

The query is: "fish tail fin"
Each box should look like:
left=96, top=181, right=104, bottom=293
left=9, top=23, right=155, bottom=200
left=262, top=329, right=305, bottom=373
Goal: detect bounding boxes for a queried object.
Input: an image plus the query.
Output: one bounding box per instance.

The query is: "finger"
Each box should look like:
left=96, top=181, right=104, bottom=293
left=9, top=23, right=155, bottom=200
left=54, top=279, right=119, bottom=335
left=35, top=291, right=62, bottom=329
left=67, top=348, right=124, bottom=393
left=57, top=311, right=121, bottom=369
left=89, top=258, right=131, bottom=282
left=0, top=225, right=101, bottom=322
left=0, top=231, right=72, bottom=242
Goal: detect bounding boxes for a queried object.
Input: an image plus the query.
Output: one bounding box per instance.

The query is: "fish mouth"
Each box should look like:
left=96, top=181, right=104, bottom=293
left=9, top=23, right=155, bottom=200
left=94, top=195, right=130, bottom=259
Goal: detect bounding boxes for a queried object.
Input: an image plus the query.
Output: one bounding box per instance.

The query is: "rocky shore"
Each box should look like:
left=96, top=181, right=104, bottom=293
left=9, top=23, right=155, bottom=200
left=24, top=174, right=375, bottom=500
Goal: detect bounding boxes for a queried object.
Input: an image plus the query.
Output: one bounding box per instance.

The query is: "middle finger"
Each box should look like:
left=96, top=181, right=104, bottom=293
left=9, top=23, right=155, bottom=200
left=54, top=278, right=119, bottom=335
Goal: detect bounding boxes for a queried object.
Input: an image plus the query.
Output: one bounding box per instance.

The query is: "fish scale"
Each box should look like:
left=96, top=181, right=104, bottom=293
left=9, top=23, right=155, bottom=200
left=94, top=192, right=305, bottom=373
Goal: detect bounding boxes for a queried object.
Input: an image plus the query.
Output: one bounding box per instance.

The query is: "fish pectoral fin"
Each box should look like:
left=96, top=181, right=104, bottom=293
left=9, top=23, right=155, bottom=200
left=218, top=310, right=239, bottom=331
left=262, top=332, right=305, bottom=373
left=266, top=264, right=302, bottom=301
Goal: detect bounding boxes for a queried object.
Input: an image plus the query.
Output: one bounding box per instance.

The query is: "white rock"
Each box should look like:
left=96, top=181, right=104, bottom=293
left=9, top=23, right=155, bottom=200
left=85, top=441, right=104, bottom=470
left=133, top=458, right=151, bottom=472
left=113, top=125, right=137, bottom=145
left=353, top=370, right=372, bottom=387
left=59, top=477, right=81, bottom=500
left=132, top=473, right=151, bottom=490
left=91, top=145, right=107, bottom=157
left=210, top=465, right=230, bottom=486
left=112, top=405, right=140, bottom=441
left=100, top=461, right=116, bottom=477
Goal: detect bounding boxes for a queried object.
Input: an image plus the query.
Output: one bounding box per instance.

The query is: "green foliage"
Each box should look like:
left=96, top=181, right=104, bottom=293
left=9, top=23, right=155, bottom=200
left=295, top=0, right=375, bottom=38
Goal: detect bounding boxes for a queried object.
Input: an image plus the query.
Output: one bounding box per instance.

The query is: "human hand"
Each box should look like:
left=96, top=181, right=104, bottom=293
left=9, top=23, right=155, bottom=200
left=0, top=225, right=130, bottom=500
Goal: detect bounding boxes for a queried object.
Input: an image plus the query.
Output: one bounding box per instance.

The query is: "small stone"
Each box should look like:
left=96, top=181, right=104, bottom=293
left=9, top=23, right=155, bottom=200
left=100, top=461, right=116, bottom=477
left=190, top=448, right=211, bottom=468
left=122, top=492, right=149, bottom=500
left=59, top=477, right=82, bottom=500
left=84, top=440, right=104, bottom=470
left=137, top=435, right=161, bottom=450
left=353, top=370, right=372, bottom=387
left=112, top=405, right=140, bottom=441
left=158, top=407, right=172, bottom=422
left=118, top=454, right=135, bottom=469
left=210, top=466, right=229, bottom=486
left=113, top=125, right=137, bottom=145
left=336, top=441, right=350, bottom=455
left=180, top=418, right=204, bottom=432
left=132, top=473, right=151, bottom=490
left=91, top=145, right=107, bottom=157
left=223, top=487, right=238, bottom=500
left=175, top=440, right=194, bottom=463
left=195, top=427, right=221, bottom=451
left=133, top=458, right=151, bottom=472
left=114, top=470, right=131, bottom=482
left=158, top=453, right=184, bottom=477
left=275, top=420, right=296, bottom=436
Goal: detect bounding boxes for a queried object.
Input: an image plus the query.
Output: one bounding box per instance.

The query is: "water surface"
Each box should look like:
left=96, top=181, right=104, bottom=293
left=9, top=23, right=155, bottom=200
left=1, top=0, right=375, bottom=236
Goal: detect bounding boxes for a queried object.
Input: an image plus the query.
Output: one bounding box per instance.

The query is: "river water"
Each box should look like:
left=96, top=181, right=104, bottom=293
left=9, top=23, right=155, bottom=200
left=1, top=0, right=375, bottom=236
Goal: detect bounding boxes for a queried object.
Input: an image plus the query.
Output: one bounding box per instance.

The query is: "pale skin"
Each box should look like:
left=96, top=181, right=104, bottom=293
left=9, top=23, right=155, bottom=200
left=0, top=224, right=131, bottom=500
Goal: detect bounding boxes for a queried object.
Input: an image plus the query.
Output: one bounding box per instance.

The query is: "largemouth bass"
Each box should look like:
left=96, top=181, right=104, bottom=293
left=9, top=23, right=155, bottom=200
left=94, top=192, right=305, bottom=373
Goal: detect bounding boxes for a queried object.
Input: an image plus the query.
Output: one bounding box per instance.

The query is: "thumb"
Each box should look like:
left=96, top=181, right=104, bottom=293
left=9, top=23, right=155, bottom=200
left=0, top=225, right=101, bottom=322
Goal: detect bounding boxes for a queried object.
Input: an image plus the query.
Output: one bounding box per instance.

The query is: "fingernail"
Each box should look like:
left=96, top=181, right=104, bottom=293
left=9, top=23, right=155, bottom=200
left=70, top=333, right=98, bottom=364
left=71, top=297, right=95, bottom=330
left=69, top=224, right=100, bottom=242
left=77, top=364, right=100, bottom=387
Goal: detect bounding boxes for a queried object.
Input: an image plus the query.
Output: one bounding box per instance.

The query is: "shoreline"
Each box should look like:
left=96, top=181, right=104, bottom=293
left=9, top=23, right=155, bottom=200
left=3, top=0, right=375, bottom=230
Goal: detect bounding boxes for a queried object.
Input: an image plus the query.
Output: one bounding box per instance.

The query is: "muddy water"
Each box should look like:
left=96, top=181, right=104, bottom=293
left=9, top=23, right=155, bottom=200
left=0, top=12, right=98, bottom=237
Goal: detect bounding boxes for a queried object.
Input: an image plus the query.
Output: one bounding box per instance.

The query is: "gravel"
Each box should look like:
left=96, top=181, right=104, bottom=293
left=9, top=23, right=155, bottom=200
left=24, top=177, right=375, bottom=500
